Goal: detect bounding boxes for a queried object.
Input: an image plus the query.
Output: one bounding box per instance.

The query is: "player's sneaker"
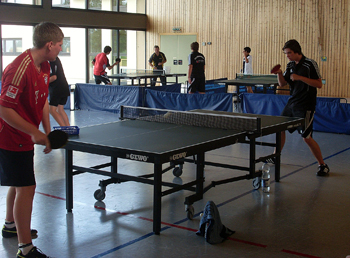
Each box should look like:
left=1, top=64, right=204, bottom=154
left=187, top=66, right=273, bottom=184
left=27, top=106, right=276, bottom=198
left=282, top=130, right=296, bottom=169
left=264, top=157, right=276, bottom=164
left=316, top=164, right=330, bottom=176
left=2, top=225, right=38, bottom=238
left=17, top=247, right=51, bottom=258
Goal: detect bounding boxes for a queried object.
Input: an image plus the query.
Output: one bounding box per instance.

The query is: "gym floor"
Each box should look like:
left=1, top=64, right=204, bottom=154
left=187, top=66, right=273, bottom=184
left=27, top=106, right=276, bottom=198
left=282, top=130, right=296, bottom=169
left=0, top=109, right=349, bottom=258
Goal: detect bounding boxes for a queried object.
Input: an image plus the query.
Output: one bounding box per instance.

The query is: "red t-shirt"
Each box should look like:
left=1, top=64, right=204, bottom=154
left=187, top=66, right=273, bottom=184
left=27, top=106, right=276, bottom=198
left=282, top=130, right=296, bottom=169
left=93, top=52, right=108, bottom=76
left=0, top=49, right=50, bottom=151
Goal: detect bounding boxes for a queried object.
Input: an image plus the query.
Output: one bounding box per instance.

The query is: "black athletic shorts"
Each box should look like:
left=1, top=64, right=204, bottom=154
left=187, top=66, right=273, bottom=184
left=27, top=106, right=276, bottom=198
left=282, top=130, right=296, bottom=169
left=188, top=77, right=205, bottom=93
left=281, top=105, right=314, bottom=138
left=94, top=74, right=111, bottom=85
left=0, top=149, right=35, bottom=187
left=49, top=94, right=68, bottom=107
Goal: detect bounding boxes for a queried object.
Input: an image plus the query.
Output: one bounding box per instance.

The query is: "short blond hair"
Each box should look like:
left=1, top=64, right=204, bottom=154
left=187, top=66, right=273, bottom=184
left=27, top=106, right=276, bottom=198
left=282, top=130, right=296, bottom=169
left=33, top=22, right=64, bottom=49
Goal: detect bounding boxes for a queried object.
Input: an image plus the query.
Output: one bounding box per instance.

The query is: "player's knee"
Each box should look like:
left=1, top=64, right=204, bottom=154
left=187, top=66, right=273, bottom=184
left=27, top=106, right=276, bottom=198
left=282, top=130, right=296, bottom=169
left=303, top=136, right=312, bottom=144
left=16, top=185, right=36, bottom=198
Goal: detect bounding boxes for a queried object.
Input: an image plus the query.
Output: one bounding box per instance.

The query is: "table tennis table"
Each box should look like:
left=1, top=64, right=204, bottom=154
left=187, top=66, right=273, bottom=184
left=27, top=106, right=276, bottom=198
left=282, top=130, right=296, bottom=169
left=109, top=69, right=186, bottom=86
left=64, top=106, right=303, bottom=235
left=217, top=73, right=281, bottom=94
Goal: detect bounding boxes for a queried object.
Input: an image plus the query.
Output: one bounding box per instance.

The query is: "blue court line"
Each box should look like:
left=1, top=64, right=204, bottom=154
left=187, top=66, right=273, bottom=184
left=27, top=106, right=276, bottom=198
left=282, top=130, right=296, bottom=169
left=89, top=146, right=350, bottom=258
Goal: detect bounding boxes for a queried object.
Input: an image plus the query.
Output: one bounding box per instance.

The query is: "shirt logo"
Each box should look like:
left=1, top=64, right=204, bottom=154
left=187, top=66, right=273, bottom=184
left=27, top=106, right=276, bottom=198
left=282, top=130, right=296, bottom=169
left=6, top=85, right=19, bottom=99
left=35, top=90, right=39, bottom=104
left=44, top=74, right=49, bottom=85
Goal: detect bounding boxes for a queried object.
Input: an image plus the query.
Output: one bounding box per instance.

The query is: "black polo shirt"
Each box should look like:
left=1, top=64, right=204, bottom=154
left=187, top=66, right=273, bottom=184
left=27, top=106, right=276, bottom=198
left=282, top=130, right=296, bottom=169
left=188, top=51, right=205, bottom=78
left=49, top=57, right=70, bottom=97
left=283, top=55, right=321, bottom=111
left=148, top=52, right=167, bottom=70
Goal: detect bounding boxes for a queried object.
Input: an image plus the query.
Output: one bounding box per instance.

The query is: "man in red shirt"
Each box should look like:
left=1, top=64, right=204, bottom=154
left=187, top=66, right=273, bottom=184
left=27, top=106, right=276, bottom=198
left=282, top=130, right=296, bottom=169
left=0, top=22, right=63, bottom=258
left=92, top=46, right=120, bottom=85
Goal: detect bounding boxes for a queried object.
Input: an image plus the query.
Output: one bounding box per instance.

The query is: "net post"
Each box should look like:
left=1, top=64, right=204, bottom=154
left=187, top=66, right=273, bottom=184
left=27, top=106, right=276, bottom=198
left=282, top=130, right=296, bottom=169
left=120, top=105, right=124, bottom=120
left=256, top=117, right=262, bottom=135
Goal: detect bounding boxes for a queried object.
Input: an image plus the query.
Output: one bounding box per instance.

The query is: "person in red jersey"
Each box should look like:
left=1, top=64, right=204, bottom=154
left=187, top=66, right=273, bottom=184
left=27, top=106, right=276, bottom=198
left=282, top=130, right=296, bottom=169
left=0, top=22, right=63, bottom=258
left=92, top=46, right=120, bottom=85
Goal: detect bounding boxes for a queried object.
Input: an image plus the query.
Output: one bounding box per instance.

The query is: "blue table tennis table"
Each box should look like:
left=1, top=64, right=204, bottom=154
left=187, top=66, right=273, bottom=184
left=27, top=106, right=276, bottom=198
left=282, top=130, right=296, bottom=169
left=64, top=107, right=303, bottom=235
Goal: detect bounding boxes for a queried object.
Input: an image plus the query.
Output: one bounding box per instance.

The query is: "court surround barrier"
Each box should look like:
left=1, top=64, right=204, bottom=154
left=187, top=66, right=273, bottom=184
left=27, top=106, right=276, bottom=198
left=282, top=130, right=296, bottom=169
left=73, top=83, right=233, bottom=113
left=241, top=93, right=350, bottom=134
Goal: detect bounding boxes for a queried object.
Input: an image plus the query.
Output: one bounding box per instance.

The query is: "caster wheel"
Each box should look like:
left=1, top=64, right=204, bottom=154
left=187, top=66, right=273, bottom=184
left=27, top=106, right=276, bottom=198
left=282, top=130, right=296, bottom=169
left=173, top=164, right=183, bottom=177
left=252, top=177, right=261, bottom=190
left=186, top=205, right=194, bottom=220
left=94, top=189, right=106, bottom=201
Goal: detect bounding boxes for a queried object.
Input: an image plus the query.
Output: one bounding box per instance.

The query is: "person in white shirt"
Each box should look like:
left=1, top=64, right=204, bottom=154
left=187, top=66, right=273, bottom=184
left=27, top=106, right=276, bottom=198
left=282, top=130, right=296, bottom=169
left=243, top=47, right=253, bottom=93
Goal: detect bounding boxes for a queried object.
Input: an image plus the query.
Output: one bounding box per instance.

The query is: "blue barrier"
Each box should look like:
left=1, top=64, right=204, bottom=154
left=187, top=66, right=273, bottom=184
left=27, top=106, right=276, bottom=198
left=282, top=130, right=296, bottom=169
left=145, top=89, right=233, bottom=112
left=75, top=84, right=142, bottom=113
left=205, top=84, right=226, bottom=94
left=241, top=93, right=350, bottom=134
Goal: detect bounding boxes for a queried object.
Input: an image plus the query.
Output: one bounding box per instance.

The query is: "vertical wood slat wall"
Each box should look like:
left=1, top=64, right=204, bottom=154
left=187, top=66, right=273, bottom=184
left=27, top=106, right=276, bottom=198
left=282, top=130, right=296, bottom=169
left=146, top=0, right=350, bottom=98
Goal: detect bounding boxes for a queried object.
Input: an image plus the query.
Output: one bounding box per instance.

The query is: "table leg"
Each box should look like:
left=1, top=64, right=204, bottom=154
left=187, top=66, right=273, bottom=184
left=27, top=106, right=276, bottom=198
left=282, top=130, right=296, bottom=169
left=249, top=137, right=256, bottom=177
left=275, top=132, right=281, bottom=182
left=65, top=149, right=73, bottom=212
left=153, top=163, right=162, bottom=235
left=196, top=153, right=205, bottom=198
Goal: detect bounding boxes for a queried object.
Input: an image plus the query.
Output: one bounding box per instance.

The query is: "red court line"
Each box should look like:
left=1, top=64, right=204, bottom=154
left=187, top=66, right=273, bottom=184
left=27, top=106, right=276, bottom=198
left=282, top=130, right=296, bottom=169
left=36, top=191, right=322, bottom=258
left=282, top=249, right=323, bottom=258
left=36, top=191, right=66, bottom=200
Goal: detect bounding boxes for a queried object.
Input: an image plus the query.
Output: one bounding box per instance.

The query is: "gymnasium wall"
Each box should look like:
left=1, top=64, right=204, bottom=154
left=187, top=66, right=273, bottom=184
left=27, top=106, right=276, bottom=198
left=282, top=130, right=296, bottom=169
left=146, top=0, right=350, bottom=98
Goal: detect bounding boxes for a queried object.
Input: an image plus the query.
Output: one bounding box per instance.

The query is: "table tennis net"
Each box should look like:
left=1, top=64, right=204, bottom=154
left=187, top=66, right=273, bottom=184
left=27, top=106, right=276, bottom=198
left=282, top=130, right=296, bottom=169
left=120, top=106, right=260, bottom=133
left=121, top=68, right=165, bottom=75
left=236, top=73, right=277, bottom=79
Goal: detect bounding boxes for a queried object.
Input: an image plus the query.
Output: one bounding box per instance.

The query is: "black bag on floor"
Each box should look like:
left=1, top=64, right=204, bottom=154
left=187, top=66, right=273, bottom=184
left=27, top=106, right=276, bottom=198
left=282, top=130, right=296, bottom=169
left=196, top=200, right=235, bottom=244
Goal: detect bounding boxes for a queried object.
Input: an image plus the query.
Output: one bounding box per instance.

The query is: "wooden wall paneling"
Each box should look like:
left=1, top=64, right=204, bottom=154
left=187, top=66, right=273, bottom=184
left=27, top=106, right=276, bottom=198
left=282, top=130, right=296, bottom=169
left=147, top=0, right=350, bottom=98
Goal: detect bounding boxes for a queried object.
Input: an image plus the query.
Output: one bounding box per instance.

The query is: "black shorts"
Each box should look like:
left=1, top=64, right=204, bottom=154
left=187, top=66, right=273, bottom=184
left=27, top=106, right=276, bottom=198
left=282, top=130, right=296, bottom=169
left=0, top=149, right=35, bottom=187
left=188, top=77, right=205, bottom=93
left=281, top=105, right=314, bottom=138
left=94, top=74, right=111, bottom=85
left=49, top=94, right=68, bottom=106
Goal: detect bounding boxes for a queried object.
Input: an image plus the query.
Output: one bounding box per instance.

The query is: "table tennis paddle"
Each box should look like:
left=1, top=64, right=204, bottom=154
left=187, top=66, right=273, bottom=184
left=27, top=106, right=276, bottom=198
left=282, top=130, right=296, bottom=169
left=115, top=58, right=121, bottom=63
left=271, top=64, right=281, bottom=74
left=48, top=130, right=68, bottom=149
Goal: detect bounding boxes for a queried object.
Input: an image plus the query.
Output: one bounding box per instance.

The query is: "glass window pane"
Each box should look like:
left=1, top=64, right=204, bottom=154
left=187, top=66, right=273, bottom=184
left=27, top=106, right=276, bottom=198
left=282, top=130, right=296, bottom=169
left=1, top=0, right=42, bottom=5
left=60, top=37, right=70, bottom=55
left=1, top=25, right=32, bottom=63
left=15, top=39, right=22, bottom=53
left=119, top=0, right=145, bottom=14
left=52, top=0, right=70, bottom=8
left=88, top=0, right=101, bottom=10
left=59, top=27, right=86, bottom=84
left=5, top=40, right=14, bottom=53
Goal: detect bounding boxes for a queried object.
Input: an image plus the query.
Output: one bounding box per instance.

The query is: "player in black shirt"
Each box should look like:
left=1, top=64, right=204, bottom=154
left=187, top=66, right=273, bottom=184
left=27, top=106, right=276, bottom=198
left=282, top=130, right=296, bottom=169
left=188, top=42, right=205, bottom=94
left=148, top=45, right=167, bottom=86
left=49, top=57, right=70, bottom=126
left=268, top=39, right=329, bottom=176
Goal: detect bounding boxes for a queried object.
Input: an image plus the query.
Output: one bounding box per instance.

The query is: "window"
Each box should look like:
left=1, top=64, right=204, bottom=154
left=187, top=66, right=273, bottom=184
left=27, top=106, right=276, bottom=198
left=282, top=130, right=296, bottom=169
left=51, top=0, right=144, bottom=13
left=0, top=0, right=42, bottom=5
left=51, top=0, right=69, bottom=8
left=59, top=37, right=71, bottom=56
left=2, top=38, right=22, bottom=55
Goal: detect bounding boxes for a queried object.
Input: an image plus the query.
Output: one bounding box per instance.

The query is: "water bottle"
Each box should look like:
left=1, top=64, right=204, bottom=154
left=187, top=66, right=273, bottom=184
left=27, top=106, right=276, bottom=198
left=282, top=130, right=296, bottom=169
left=261, top=163, right=270, bottom=193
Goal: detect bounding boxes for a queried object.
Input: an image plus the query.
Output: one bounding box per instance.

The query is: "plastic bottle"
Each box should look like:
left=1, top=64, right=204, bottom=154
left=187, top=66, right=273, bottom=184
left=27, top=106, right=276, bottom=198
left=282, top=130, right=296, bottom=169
left=261, top=163, right=270, bottom=193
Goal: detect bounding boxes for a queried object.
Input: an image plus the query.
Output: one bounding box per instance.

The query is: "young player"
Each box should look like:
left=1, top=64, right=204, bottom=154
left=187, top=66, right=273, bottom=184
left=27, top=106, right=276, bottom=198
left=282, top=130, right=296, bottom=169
left=0, top=22, right=64, bottom=258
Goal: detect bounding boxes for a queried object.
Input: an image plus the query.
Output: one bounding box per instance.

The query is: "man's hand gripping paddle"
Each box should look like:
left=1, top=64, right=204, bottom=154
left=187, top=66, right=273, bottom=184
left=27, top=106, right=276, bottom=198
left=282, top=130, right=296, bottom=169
left=271, top=64, right=281, bottom=74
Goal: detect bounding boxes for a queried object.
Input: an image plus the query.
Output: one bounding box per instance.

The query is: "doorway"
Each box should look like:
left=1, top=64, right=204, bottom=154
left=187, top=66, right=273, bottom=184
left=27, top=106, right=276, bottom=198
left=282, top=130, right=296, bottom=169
left=160, top=34, right=197, bottom=84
